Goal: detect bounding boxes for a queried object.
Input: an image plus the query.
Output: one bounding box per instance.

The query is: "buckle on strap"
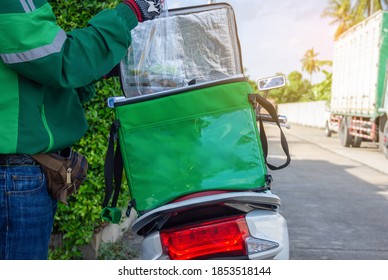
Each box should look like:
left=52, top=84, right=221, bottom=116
left=101, top=207, right=122, bottom=224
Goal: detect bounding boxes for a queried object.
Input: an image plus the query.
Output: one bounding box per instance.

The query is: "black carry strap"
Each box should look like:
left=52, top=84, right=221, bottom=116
left=249, top=94, right=291, bottom=170
left=101, top=120, right=124, bottom=223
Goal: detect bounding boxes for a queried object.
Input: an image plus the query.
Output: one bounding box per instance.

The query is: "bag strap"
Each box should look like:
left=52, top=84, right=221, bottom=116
left=31, top=154, right=63, bottom=172
left=101, top=120, right=124, bottom=224
left=249, top=94, right=291, bottom=170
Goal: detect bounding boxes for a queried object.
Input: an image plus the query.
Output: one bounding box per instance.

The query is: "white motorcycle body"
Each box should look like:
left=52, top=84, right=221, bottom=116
left=132, top=191, right=289, bottom=260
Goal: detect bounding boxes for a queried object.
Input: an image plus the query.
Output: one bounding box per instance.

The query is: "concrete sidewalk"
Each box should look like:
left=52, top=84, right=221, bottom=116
left=272, top=123, right=388, bottom=176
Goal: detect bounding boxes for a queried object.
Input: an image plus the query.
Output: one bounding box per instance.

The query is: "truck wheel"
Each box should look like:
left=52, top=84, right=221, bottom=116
left=339, top=117, right=352, bottom=147
left=352, top=136, right=362, bottom=148
left=379, top=114, right=387, bottom=152
left=383, top=122, right=388, bottom=159
left=324, top=121, right=332, bottom=137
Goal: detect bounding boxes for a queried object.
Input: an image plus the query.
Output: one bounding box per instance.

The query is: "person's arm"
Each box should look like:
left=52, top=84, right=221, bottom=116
left=0, top=1, right=137, bottom=89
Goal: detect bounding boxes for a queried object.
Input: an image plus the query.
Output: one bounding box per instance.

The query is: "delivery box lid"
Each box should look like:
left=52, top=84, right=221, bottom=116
left=119, top=3, right=243, bottom=98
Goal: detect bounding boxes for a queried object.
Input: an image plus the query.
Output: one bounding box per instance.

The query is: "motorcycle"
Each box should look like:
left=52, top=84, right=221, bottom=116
left=102, top=3, right=290, bottom=260
left=133, top=77, right=289, bottom=260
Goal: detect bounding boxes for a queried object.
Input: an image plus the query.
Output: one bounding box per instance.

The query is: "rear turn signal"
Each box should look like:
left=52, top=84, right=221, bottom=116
left=160, top=215, right=249, bottom=260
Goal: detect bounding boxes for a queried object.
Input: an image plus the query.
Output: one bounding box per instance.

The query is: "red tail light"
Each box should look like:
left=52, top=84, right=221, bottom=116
left=160, top=215, right=249, bottom=260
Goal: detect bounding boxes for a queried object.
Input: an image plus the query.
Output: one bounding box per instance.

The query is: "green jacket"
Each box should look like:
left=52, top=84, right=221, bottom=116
left=0, top=0, right=138, bottom=154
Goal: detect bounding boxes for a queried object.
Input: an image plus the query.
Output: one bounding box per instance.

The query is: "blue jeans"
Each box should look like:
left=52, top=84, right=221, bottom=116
left=0, top=165, right=57, bottom=260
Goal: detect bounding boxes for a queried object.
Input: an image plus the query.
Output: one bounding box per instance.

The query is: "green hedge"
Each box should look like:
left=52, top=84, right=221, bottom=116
left=48, top=0, right=128, bottom=259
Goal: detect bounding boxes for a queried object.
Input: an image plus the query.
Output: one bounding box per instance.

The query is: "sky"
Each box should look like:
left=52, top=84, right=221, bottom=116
left=167, top=0, right=337, bottom=84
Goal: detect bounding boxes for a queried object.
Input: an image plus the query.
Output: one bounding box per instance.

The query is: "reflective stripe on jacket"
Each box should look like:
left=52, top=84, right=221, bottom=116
left=0, top=1, right=137, bottom=153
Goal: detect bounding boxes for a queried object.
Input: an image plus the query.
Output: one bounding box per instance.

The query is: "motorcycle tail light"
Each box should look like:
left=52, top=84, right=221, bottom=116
left=160, top=215, right=249, bottom=260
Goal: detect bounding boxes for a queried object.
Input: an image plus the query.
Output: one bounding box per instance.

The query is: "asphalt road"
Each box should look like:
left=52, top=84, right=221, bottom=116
left=265, top=123, right=388, bottom=260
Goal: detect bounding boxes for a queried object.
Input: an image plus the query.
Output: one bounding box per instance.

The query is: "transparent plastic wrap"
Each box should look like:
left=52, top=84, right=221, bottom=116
left=121, top=2, right=184, bottom=96
left=120, top=3, right=243, bottom=98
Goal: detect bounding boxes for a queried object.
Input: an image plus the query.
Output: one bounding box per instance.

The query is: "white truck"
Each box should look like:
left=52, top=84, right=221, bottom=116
left=326, top=10, right=388, bottom=158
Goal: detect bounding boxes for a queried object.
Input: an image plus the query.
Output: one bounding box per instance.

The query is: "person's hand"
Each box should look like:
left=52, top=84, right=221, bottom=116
left=123, top=0, right=164, bottom=22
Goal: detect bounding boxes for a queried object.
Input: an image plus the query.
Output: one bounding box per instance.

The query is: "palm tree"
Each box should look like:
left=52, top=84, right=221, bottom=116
left=353, top=0, right=383, bottom=23
left=323, top=0, right=388, bottom=37
left=300, top=48, right=332, bottom=84
left=322, top=0, right=353, bottom=38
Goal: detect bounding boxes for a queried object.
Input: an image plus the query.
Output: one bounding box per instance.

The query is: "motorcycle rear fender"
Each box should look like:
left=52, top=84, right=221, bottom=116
left=140, top=209, right=289, bottom=260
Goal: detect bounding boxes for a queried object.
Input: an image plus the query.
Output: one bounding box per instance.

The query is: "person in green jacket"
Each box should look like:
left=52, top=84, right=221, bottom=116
left=0, top=0, right=162, bottom=260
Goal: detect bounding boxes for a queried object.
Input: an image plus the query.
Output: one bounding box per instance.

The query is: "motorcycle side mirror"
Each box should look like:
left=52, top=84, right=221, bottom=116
left=257, top=75, right=286, bottom=91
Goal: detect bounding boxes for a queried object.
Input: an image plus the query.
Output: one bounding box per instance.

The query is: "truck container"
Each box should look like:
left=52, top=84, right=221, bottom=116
left=327, top=10, right=388, bottom=158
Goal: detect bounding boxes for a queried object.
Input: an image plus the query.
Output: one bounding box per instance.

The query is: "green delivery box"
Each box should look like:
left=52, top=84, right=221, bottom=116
left=113, top=80, right=268, bottom=213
